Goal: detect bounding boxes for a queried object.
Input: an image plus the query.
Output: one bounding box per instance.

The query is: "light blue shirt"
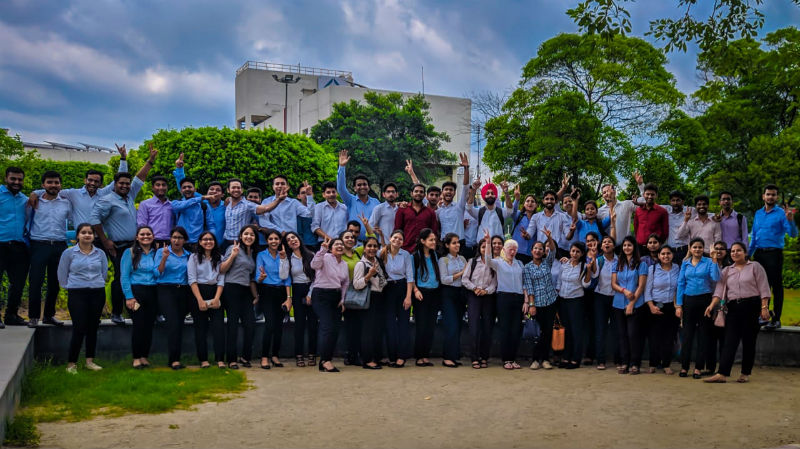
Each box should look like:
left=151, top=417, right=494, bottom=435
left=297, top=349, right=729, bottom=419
left=120, top=247, right=158, bottom=298
left=224, top=198, right=258, bottom=241
left=439, top=254, right=466, bottom=287
left=154, top=247, right=190, bottom=285
left=171, top=196, right=216, bottom=243
left=207, top=202, right=226, bottom=245
left=337, top=166, right=380, bottom=240
left=369, top=202, right=398, bottom=246
left=413, top=254, right=440, bottom=289
left=0, top=185, right=28, bottom=242
left=311, top=201, right=348, bottom=242
left=57, top=245, right=108, bottom=289
left=255, top=250, right=290, bottom=286
left=612, top=261, right=648, bottom=309
left=463, top=210, right=478, bottom=246
left=29, top=195, right=71, bottom=241
left=46, top=159, right=127, bottom=226
left=260, top=196, right=312, bottom=234
left=487, top=256, right=525, bottom=294
left=749, top=206, right=798, bottom=255
left=467, top=204, right=512, bottom=239
left=436, top=188, right=469, bottom=239
left=384, top=249, right=414, bottom=281
left=575, top=217, right=609, bottom=242
left=644, top=263, right=679, bottom=304
left=676, top=257, right=720, bottom=306
left=89, top=177, right=144, bottom=241
left=510, top=208, right=534, bottom=256
left=527, top=210, right=572, bottom=250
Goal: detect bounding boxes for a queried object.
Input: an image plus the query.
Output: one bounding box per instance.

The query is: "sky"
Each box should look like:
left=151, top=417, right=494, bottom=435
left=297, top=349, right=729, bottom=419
left=1, top=0, right=799, bottom=151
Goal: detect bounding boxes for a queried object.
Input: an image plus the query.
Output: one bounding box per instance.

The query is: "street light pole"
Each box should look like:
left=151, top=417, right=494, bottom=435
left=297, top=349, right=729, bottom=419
left=272, top=74, right=302, bottom=133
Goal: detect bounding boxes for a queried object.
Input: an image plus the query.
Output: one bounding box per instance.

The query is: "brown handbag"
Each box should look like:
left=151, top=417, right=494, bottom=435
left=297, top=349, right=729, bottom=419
left=713, top=268, right=729, bottom=328
left=552, top=313, right=565, bottom=351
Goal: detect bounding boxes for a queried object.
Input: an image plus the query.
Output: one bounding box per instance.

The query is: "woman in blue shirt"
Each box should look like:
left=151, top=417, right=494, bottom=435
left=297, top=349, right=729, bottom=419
left=57, top=223, right=109, bottom=374
left=280, top=231, right=317, bottom=367
left=611, top=236, right=648, bottom=374
left=121, top=225, right=158, bottom=369
left=155, top=226, right=191, bottom=370
left=379, top=230, right=414, bottom=368
left=255, top=229, right=292, bottom=369
left=676, top=237, right=721, bottom=379
left=412, top=228, right=441, bottom=367
left=510, top=191, right=537, bottom=264
left=644, top=245, right=680, bottom=374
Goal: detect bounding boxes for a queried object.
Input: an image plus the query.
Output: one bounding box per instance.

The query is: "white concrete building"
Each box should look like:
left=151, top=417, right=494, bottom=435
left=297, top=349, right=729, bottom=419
left=23, top=141, right=115, bottom=164
left=235, top=61, right=472, bottom=178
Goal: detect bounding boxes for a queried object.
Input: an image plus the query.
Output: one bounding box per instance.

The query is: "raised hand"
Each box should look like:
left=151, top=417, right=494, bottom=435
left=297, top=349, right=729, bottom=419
left=458, top=152, right=470, bottom=167
left=561, top=173, right=569, bottom=190
left=514, top=184, right=521, bottom=200
left=609, top=203, right=617, bottom=222
left=258, top=266, right=267, bottom=282
left=278, top=247, right=286, bottom=259
left=784, top=204, right=795, bottom=222
left=404, top=159, right=414, bottom=175
left=338, top=149, right=350, bottom=166
left=175, top=152, right=184, bottom=169
left=684, top=207, right=692, bottom=222
left=230, top=241, right=240, bottom=258
left=27, top=191, right=39, bottom=209
left=161, top=242, right=170, bottom=258
left=500, top=180, right=509, bottom=192
left=147, top=142, right=158, bottom=163
left=633, top=170, right=643, bottom=186
left=358, top=212, right=369, bottom=228
left=712, top=213, right=722, bottom=222
left=471, top=177, right=482, bottom=191
left=368, top=263, right=379, bottom=277
left=542, top=226, right=552, bottom=240
left=320, top=237, right=331, bottom=251
left=115, top=143, right=127, bottom=159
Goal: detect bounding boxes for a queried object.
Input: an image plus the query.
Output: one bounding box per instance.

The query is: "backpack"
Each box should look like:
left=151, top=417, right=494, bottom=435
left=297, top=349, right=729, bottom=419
left=737, top=213, right=744, bottom=242
left=478, top=206, right=504, bottom=232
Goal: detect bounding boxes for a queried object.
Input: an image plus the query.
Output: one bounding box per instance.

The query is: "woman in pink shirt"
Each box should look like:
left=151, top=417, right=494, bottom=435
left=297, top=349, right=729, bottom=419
left=310, top=237, right=350, bottom=373
left=703, top=242, right=771, bottom=383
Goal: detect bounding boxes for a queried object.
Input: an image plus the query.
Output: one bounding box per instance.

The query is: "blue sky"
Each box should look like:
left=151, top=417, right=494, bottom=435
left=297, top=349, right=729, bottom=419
left=1, top=0, right=799, bottom=150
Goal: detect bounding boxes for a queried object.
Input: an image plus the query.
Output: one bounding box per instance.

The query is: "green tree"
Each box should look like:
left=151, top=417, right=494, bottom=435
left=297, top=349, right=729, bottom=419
left=0, top=129, right=41, bottom=190
left=310, top=91, right=454, bottom=195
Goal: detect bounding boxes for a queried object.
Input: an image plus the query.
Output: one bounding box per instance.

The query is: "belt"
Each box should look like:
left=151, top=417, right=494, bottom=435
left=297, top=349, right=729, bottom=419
left=726, top=295, right=760, bottom=304
left=0, top=240, right=26, bottom=245
left=31, top=239, right=67, bottom=245
left=157, top=283, right=187, bottom=288
left=756, top=247, right=782, bottom=253
left=387, top=279, right=406, bottom=284
left=674, top=245, right=688, bottom=251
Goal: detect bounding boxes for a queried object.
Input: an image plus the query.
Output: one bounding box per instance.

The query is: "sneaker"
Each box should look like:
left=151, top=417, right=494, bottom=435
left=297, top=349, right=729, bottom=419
left=85, top=362, right=103, bottom=371
left=184, top=313, right=193, bottom=323
left=530, top=361, right=541, bottom=370
left=156, top=315, right=166, bottom=323
left=27, top=318, right=39, bottom=328
left=255, top=313, right=265, bottom=323
left=542, top=360, right=553, bottom=370
left=66, top=365, right=78, bottom=374
left=0, top=319, right=4, bottom=329
left=4, top=314, right=27, bottom=326
left=110, top=314, right=125, bottom=325
left=42, top=316, right=64, bottom=326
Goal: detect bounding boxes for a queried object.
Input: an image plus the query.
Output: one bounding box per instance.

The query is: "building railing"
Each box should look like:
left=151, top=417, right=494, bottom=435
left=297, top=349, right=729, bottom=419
left=236, top=61, right=353, bottom=81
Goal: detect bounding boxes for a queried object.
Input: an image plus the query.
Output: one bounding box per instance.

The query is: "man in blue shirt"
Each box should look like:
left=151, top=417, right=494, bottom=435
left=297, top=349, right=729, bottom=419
left=259, top=175, right=313, bottom=235
left=311, top=182, right=348, bottom=243
left=26, top=170, right=71, bottom=327
left=173, top=154, right=226, bottom=246
left=0, top=167, right=30, bottom=327
left=749, top=184, right=798, bottom=330
left=337, top=150, right=380, bottom=241
left=171, top=176, right=217, bottom=251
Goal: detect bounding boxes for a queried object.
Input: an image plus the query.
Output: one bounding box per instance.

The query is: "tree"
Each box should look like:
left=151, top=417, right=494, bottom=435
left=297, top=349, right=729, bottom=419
left=0, top=129, right=41, bottom=190
left=310, top=91, right=454, bottom=195
left=567, top=0, right=800, bottom=52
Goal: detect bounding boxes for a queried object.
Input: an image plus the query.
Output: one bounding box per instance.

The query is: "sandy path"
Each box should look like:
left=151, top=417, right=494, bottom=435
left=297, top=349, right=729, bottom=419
left=38, top=363, right=799, bottom=448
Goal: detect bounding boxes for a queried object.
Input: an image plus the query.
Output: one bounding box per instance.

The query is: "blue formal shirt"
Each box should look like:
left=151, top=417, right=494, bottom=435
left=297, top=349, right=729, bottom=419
left=511, top=208, right=534, bottom=256
left=413, top=254, right=440, bottom=289
left=297, top=215, right=317, bottom=246
left=463, top=210, right=478, bottom=247
left=384, top=249, right=414, bottom=281
left=255, top=250, right=290, bottom=286
left=44, top=159, right=127, bottom=226
left=261, top=196, right=312, bottom=234
left=644, top=263, right=679, bottom=304
left=311, top=201, right=348, bottom=242
left=0, top=185, right=28, bottom=242
left=224, top=198, right=258, bottom=241
left=676, top=257, right=720, bottom=305
left=749, top=206, right=798, bottom=255
left=612, top=261, right=648, bottom=309
left=57, top=245, right=108, bottom=289
left=89, top=177, right=144, bottom=241
left=337, top=166, right=380, bottom=240
left=29, top=195, right=71, bottom=241
left=436, top=188, right=469, bottom=239
left=171, top=196, right=216, bottom=243
left=575, top=217, right=610, bottom=242
left=154, top=247, right=190, bottom=285
left=120, top=247, right=158, bottom=298
left=207, top=202, right=226, bottom=244
left=369, top=202, right=398, bottom=246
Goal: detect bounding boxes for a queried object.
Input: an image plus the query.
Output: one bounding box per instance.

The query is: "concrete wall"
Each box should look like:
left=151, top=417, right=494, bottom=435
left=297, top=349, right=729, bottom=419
left=0, top=328, right=35, bottom=445
left=27, top=147, right=113, bottom=164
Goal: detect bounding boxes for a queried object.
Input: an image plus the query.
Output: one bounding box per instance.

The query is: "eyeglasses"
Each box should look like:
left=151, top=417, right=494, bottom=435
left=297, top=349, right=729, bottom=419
left=714, top=247, right=726, bottom=251
left=171, top=236, right=185, bottom=240
left=200, top=238, right=215, bottom=242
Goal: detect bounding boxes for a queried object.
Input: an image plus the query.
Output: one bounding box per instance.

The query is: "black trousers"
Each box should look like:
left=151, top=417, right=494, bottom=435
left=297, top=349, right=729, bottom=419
left=66, top=288, right=106, bottom=363
left=594, top=293, right=620, bottom=365
left=467, top=291, right=496, bottom=362
left=0, top=241, right=29, bottom=318
left=258, top=285, right=286, bottom=358
left=706, top=316, right=725, bottom=372
left=440, top=286, right=466, bottom=361
left=559, top=296, right=585, bottom=363
left=28, top=240, right=66, bottom=320
left=753, top=248, right=784, bottom=320
left=531, top=302, right=557, bottom=362
left=129, top=284, right=158, bottom=359
left=648, top=302, right=678, bottom=368
left=515, top=253, right=532, bottom=265
left=292, top=283, right=317, bottom=356
left=107, top=241, right=133, bottom=316
left=718, top=298, right=761, bottom=376
left=614, top=306, right=645, bottom=368
left=361, top=291, right=385, bottom=364
left=343, top=308, right=363, bottom=363
left=384, top=280, right=412, bottom=361
left=681, top=293, right=712, bottom=371
left=190, top=284, right=226, bottom=363
left=582, top=289, right=596, bottom=360
left=223, top=283, right=255, bottom=363
left=157, top=284, right=188, bottom=364
left=413, top=286, right=440, bottom=360
left=496, top=292, right=524, bottom=362
left=459, top=242, right=476, bottom=260
left=312, top=287, right=342, bottom=363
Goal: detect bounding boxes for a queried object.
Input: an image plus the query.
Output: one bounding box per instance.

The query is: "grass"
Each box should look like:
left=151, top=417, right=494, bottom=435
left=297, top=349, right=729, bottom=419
left=4, top=414, right=40, bottom=447
left=18, top=359, right=249, bottom=424
left=783, top=289, right=800, bottom=326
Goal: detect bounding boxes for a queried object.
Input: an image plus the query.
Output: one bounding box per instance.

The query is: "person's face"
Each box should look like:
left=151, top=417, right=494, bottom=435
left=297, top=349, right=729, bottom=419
left=601, top=185, right=616, bottom=203
left=247, top=192, right=261, bottom=203
left=181, top=182, right=196, bottom=198
left=647, top=237, right=660, bottom=253
left=342, top=232, right=356, bottom=249
left=602, top=238, right=615, bottom=254
left=763, top=189, right=778, bottom=206
left=364, top=240, right=379, bottom=258
left=77, top=226, right=95, bottom=243
left=669, top=196, right=684, bottom=211
left=273, top=177, right=288, bottom=196
left=389, top=232, right=404, bottom=248
left=382, top=187, right=397, bottom=203
left=543, top=194, right=556, bottom=210
left=267, top=233, right=281, bottom=250
left=719, top=194, right=733, bottom=210
left=484, top=191, right=496, bottom=205
left=286, top=234, right=301, bottom=250
left=207, top=184, right=222, bottom=200
left=323, top=188, right=337, bottom=203
left=505, top=244, right=518, bottom=259
left=690, top=241, right=704, bottom=257
left=695, top=200, right=708, bottom=215
left=228, top=182, right=243, bottom=198
left=4, top=171, right=24, bottom=194
left=447, top=237, right=460, bottom=254
left=427, top=190, right=440, bottom=205
left=562, top=197, right=573, bottom=211
left=584, top=203, right=597, bottom=219
left=136, top=228, right=154, bottom=246
left=114, top=176, right=132, bottom=196
left=354, top=178, right=370, bottom=196
left=152, top=180, right=168, bottom=198
left=347, top=225, right=360, bottom=236
left=442, top=186, right=455, bottom=203
left=730, top=245, right=746, bottom=263
left=330, top=240, right=345, bottom=256
left=42, top=177, right=61, bottom=196
left=241, top=228, right=256, bottom=247
left=478, top=240, right=487, bottom=256
left=84, top=174, right=102, bottom=194
left=491, top=238, right=503, bottom=257
left=524, top=196, right=537, bottom=212
left=532, top=242, right=545, bottom=260
left=586, top=235, right=598, bottom=252
left=658, top=248, right=673, bottom=265
left=411, top=186, right=425, bottom=202
left=569, top=246, right=582, bottom=261
left=622, top=240, right=634, bottom=256
left=714, top=244, right=727, bottom=261
left=421, top=234, right=437, bottom=251
left=644, top=190, right=656, bottom=205
left=170, top=232, right=185, bottom=250
left=199, top=234, right=216, bottom=251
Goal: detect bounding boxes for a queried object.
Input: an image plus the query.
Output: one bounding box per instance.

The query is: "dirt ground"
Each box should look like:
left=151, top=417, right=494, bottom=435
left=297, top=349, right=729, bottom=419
left=38, top=362, right=799, bottom=448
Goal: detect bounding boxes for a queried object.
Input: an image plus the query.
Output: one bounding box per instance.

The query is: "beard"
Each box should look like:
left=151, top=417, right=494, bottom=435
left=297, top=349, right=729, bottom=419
left=484, top=196, right=496, bottom=205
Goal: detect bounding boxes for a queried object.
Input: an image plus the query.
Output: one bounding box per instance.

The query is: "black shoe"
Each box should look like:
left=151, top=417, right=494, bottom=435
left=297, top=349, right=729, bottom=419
left=424, top=361, right=434, bottom=367
left=133, top=364, right=145, bottom=370
left=238, top=358, right=252, bottom=368
left=42, top=316, right=64, bottom=326
left=27, top=318, right=39, bottom=328
left=110, top=314, right=125, bottom=325
left=320, top=365, right=340, bottom=373
left=0, top=319, right=5, bottom=329
left=692, top=373, right=702, bottom=379
left=270, top=359, right=284, bottom=368
left=4, top=315, right=27, bottom=326
left=362, top=363, right=382, bottom=370
left=679, top=371, right=688, bottom=378
left=156, top=315, right=166, bottom=323
left=771, top=319, right=781, bottom=330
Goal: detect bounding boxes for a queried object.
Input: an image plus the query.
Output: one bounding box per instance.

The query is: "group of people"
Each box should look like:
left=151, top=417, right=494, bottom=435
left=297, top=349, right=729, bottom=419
left=0, top=145, right=796, bottom=382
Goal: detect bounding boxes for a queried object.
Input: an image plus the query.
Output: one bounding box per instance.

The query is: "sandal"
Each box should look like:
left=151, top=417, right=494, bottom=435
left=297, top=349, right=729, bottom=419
left=228, top=362, right=240, bottom=370
left=296, top=355, right=306, bottom=367
left=664, top=367, right=674, bottom=375
left=648, top=367, right=657, bottom=374
left=471, top=361, right=481, bottom=369
left=307, top=354, right=316, bottom=367
left=629, top=366, right=640, bottom=375
left=271, top=358, right=284, bottom=368
left=512, top=362, right=521, bottom=369
left=703, top=374, right=727, bottom=383
left=503, top=361, right=514, bottom=370
left=480, top=360, right=488, bottom=369
left=415, top=359, right=426, bottom=367
left=596, top=363, right=606, bottom=370
left=736, top=375, right=749, bottom=383
left=617, top=366, right=628, bottom=374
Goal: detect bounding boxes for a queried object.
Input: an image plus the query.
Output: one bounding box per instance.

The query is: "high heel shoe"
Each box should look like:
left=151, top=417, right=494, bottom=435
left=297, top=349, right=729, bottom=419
left=319, top=361, right=339, bottom=372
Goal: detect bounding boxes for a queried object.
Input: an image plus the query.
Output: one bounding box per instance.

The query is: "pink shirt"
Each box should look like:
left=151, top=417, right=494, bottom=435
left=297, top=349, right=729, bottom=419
left=310, top=248, right=350, bottom=303
left=713, top=261, right=771, bottom=301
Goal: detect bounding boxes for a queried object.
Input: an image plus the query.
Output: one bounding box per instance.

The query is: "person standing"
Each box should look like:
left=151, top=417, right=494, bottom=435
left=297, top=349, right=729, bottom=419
left=90, top=143, right=157, bottom=324
left=337, top=150, right=381, bottom=242
left=462, top=237, right=497, bottom=369
left=369, top=183, right=399, bottom=247
left=0, top=167, right=30, bottom=327
left=596, top=173, right=645, bottom=243
left=171, top=177, right=218, bottom=250
left=522, top=229, right=558, bottom=370
left=26, top=171, right=70, bottom=327
left=255, top=229, right=292, bottom=369
left=410, top=229, right=441, bottom=367
left=57, top=223, right=108, bottom=373
left=593, top=235, right=620, bottom=371
left=187, top=231, right=226, bottom=369
left=222, top=178, right=272, bottom=249
left=662, top=191, right=693, bottom=262
left=610, top=236, right=648, bottom=375
left=677, top=195, right=721, bottom=253
left=352, top=236, right=388, bottom=369
left=527, top=190, right=572, bottom=258
left=634, top=184, right=669, bottom=252
left=310, top=237, right=350, bottom=372
left=749, top=184, right=797, bottom=330
left=280, top=231, right=318, bottom=367
left=468, top=181, right=513, bottom=240
left=556, top=241, right=596, bottom=369
left=311, top=182, right=348, bottom=244
left=172, top=155, right=227, bottom=245
left=436, top=154, right=473, bottom=243
left=644, top=246, right=680, bottom=374
left=259, top=175, right=313, bottom=235
left=219, top=225, right=259, bottom=369
left=511, top=187, right=537, bottom=264
left=438, top=233, right=467, bottom=368
left=380, top=230, right=415, bottom=368
left=155, top=226, right=191, bottom=369
left=715, top=191, right=748, bottom=253
left=394, top=183, right=439, bottom=253
left=136, top=176, right=174, bottom=246
left=120, top=226, right=159, bottom=369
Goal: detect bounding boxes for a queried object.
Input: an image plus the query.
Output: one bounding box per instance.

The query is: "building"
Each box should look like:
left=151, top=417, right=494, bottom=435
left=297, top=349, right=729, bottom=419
left=23, top=140, right=115, bottom=164
left=234, top=61, right=472, bottom=179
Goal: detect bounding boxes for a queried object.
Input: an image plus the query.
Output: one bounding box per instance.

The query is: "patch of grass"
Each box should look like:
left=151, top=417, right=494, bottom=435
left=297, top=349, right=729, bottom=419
left=4, top=413, right=40, bottom=447
left=19, top=360, right=249, bottom=423
left=783, top=289, right=800, bottom=326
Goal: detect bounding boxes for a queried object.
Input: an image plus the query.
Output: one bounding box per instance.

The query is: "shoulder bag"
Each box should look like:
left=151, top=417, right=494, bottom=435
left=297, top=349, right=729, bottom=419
left=344, top=263, right=371, bottom=310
